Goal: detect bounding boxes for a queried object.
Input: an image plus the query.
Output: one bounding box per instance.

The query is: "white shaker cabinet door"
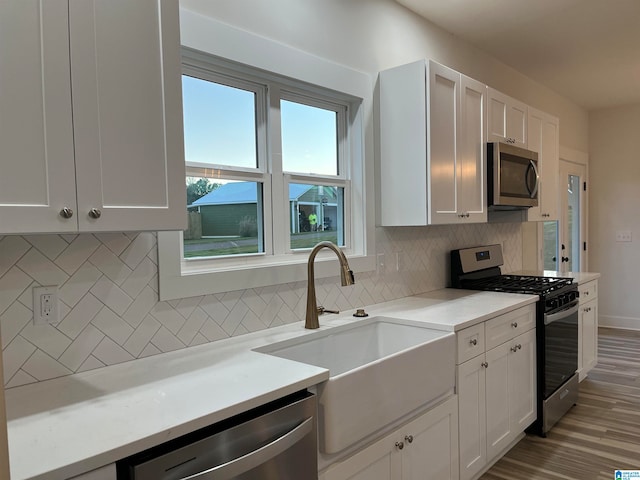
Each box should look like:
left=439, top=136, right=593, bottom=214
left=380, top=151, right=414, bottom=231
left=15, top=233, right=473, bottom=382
left=0, top=0, right=78, bottom=233
left=487, top=88, right=527, bottom=147
left=509, top=329, right=537, bottom=432
left=527, top=107, right=559, bottom=221
left=457, top=75, right=487, bottom=223
left=69, top=0, right=186, bottom=232
left=484, top=341, right=512, bottom=460
left=428, top=61, right=459, bottom=223
left=457, top=355, right=487, bottom=480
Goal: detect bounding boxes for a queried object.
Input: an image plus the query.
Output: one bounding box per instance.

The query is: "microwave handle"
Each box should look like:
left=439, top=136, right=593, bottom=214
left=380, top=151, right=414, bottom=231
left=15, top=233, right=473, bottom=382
left=526, top=160, right=539, bottom=198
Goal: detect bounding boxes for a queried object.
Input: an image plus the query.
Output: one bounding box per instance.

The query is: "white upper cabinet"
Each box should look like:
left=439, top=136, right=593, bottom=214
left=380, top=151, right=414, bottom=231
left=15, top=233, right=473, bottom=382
left=380, top=60, right=487, bottom=226
left=0, top=0, right=186, bottom=234
left=527, top=107, right=560, bottom=221
left=0, top=0, right=77, bottom=233
left=487, top=88, right=528, bottom=147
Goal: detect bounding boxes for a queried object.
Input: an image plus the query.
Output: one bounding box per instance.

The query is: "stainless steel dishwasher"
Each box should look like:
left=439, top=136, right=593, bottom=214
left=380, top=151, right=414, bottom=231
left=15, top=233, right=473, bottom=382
left=117, top=390, right=317, bottom=480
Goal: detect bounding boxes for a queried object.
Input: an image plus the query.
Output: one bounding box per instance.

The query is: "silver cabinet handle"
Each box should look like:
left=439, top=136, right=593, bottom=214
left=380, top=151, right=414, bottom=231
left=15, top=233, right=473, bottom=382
left=511, top=322, right=518, bottom=328
left=60, top=207, right=74, bottom=219
left=178, top=417, right=313, bottom=480
left=511, top=345, right=518, bottom=353
left=89, top=208, right=102, bottom=219
left=470, top=338, right=477, bottom=346
left=405, top=435, right=414, bottom=444
left=481, top=361, right=488, bottom=368
left=510, top=344, right=522, bottom=353
left=395, top=441, right=404, bottom=450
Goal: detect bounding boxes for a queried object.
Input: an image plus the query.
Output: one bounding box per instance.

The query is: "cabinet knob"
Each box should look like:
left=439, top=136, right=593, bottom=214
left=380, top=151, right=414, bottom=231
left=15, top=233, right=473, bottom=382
left=481, top=361, right=488, bottom=368
left=59, top=207, right=74, bottom=219
left=88, top=208, right=102, bottom=219
left=584, top=291, right=589, bottom=296
left=395, top=441, right=404, bottom=450
left=511, top=322, right=518, bottom=328
left=405, top=435, right=414, bottom=444
left=470, top=338, right=477, bottom=346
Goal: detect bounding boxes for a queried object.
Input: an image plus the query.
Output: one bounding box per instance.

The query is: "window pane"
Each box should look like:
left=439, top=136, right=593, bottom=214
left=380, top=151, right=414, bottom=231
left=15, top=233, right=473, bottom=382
left=543, top=220, right=558, bottom=270
left=281, top=100, right=338, bottom=175
left=184, top=179, right=264, bottom=258
left=289, top=184, right=344, bottom=249
left=182, top=75, right=257, bottom=169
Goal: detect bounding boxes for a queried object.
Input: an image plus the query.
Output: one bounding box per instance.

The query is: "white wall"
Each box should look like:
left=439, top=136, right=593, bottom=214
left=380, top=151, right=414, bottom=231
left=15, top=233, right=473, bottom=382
left=589, top=104, right=640, bottom=329
left=180, top=0, right=589, bottom=152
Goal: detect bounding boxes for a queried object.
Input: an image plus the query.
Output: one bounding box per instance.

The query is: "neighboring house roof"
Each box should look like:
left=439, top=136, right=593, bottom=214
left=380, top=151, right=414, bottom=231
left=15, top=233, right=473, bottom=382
left=192, top=181, right=315, bottom=206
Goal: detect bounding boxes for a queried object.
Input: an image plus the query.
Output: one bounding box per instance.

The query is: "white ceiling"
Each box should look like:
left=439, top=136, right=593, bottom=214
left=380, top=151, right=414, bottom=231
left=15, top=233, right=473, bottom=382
left=395, top=0, right=640, bottom=111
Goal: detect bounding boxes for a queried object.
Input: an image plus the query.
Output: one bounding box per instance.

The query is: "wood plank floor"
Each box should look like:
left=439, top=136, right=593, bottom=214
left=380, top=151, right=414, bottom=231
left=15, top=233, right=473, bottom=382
left=481, top=327, right=640, bottom=480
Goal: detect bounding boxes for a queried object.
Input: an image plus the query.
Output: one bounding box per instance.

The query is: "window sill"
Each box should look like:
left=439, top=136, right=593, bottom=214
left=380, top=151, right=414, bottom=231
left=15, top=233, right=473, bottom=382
left=158, top=231, right=375, bottom=300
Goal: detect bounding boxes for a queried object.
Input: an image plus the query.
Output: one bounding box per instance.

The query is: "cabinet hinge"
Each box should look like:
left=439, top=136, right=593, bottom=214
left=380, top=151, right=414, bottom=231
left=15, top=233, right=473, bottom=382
left=583, top=181, right=587, bottom=191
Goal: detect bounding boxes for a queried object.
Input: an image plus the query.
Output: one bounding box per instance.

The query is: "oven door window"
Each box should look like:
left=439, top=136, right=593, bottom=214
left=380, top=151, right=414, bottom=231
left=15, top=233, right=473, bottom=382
left=544, top=305, right=579, bottom=398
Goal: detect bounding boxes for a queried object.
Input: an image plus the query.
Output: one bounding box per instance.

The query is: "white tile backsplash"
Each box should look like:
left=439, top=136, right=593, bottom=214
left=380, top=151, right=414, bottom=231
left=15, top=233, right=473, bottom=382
left=0, top=222, right=522, bottom=388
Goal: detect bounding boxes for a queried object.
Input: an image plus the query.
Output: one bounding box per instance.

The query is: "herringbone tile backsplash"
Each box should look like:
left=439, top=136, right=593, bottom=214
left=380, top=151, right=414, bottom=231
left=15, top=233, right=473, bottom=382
left=0, top=223, right=521, bottom=388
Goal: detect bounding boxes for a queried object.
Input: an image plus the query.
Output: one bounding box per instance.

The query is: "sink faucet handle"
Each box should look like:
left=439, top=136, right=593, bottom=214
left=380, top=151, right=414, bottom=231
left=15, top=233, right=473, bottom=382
left=317, top=306, right=339, bottom=315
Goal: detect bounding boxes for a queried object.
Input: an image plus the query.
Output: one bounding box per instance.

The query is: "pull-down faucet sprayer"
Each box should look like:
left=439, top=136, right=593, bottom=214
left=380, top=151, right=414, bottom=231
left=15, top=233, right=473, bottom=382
left=305, top=242, right=355, bottom=329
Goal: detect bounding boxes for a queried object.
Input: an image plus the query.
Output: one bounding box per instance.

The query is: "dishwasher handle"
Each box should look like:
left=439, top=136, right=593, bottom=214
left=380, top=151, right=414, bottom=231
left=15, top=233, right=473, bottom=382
left=180, top=417, right=313, bottom=480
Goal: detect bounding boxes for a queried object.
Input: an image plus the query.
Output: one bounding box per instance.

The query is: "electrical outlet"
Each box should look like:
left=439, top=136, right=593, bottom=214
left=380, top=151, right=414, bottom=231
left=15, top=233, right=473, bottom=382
left=396, top=252, right=405, bottom=271
left=377, top=253, right=385, bottom=273
left=616, top=230, right=632, bottom=242
left=33, top=286, right=59, bottom=325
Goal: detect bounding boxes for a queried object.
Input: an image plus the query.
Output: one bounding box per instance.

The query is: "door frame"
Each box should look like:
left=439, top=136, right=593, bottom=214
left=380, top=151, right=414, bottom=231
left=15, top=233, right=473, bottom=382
left=534, top=146, right=589, bottom=271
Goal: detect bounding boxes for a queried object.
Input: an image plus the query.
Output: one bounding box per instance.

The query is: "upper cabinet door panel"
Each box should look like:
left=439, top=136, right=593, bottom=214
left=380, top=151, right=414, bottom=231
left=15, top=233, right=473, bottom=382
left=70, top=0, right=186, bottom=232
left=458, top=75, right=486, bottom=220
left=0, top=0, right=77, bottom=233
left=487, top=88, right=527, bottom=147
left=428, top=61, right=458, bottom=219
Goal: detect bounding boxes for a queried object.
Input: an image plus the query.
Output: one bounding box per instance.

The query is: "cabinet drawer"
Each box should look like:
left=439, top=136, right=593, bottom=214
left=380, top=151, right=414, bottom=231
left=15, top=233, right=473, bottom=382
left=579, top=281, right=597, bottom=303
left=457, top=324, right=485, bottom=364
left=485, top=305, right=536, bottom=350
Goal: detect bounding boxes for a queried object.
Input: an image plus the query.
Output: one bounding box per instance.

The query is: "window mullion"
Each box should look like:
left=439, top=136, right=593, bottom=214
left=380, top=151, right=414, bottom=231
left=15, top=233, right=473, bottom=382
left=268, top=85, right=287, bottom=256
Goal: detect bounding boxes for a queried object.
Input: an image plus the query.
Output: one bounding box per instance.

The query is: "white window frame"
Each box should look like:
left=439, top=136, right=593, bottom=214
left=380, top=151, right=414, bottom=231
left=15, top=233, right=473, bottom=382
left=158, top=10, right=374, bottom=301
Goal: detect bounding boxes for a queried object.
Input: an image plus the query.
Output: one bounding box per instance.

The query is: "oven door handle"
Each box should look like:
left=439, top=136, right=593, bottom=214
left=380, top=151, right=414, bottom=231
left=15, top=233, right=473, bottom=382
left=544, top=303, right=579, bottom=325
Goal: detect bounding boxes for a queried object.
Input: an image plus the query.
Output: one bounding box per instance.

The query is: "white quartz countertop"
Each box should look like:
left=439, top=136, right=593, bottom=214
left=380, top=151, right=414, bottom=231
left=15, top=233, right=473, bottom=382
left=5, top=288, right=537, bottom=480
left=513, top=270, right=600, bottom=284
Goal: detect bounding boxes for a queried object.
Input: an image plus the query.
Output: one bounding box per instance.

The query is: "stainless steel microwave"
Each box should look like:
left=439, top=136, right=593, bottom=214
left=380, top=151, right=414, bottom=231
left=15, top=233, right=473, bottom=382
left=487, top=142, right=539, bottom=209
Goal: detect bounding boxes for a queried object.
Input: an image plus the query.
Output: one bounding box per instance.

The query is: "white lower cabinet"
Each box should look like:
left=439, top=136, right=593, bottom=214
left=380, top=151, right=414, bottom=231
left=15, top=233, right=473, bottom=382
left=578, top=280, right=599, bottom=381
left=67, top=463, right=116, bottom=480
left=457, top=305, right=536, bottom=480
left=320, top=395, right=459, bottom=480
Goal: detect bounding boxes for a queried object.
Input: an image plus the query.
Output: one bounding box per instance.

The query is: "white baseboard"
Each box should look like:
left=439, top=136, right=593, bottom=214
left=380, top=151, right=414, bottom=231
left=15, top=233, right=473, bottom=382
left=599, top=314, right=640, bottom=331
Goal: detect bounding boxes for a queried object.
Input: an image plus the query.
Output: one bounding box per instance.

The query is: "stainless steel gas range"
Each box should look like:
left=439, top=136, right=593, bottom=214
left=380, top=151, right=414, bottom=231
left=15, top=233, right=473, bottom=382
left=451, top=244, right=579, bottom=436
